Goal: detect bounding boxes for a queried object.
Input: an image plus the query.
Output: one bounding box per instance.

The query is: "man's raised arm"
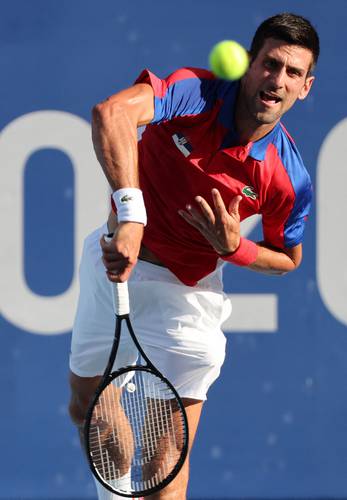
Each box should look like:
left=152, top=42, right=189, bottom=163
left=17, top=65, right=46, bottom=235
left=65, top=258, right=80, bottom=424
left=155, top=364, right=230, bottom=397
left=91, top=83, right=155, bottom=283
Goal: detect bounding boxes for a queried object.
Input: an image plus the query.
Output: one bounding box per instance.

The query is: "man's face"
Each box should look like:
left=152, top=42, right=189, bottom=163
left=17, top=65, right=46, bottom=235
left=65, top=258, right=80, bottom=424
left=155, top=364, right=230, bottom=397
left=240, top=37, right=315, bottom=125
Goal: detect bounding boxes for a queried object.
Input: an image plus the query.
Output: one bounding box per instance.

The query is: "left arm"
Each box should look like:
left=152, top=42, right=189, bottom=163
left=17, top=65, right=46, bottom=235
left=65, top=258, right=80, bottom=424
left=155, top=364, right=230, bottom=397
left=179, top=188, right=302, bottom=275
left=247, top=242, right=302, bottom=275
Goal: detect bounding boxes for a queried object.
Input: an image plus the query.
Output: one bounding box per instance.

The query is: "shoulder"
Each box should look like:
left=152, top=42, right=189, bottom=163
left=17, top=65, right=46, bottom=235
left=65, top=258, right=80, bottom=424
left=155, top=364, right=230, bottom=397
left=135, top=67, right=236, bottom=99
left=165, top=67, right=216, bottom=84
left=270, top=123, right=312, bottom=193
left=250, top=122, right=311, bottom=190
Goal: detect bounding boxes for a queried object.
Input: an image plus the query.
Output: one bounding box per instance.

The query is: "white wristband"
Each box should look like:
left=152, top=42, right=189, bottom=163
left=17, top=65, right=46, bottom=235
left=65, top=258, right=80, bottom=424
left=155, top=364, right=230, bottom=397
left=112, top=188, right=147, bottom=225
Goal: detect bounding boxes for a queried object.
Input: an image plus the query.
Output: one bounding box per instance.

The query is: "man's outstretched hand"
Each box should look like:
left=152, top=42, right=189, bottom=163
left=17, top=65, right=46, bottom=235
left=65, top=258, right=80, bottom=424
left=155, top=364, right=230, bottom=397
left=179, top=188, right=242, bottom=255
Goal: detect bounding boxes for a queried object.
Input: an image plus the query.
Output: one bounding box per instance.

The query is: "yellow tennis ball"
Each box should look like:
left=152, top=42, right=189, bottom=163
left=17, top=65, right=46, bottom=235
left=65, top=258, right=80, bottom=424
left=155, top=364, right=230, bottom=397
left=209, top=40, right=249, bottom=80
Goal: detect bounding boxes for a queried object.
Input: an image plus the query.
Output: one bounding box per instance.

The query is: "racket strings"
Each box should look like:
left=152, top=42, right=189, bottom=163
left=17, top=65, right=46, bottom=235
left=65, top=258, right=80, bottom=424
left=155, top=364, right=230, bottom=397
left=89, top=385, right=134, bottom=483
left=88, top=370, right=186, bottom=494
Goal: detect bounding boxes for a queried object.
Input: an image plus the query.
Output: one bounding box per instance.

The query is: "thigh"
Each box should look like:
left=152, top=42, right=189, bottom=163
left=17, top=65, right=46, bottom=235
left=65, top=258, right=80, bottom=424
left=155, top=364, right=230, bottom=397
left=69, top=371, right=101, bottom=425
left=146, top=398, right=204, bottom=500
left=70, top=368, right=203, bottom=500
left=70, top=225, right=137, bottom=377
left=182, top=398, right=204, bottom=449
left=129, top=271, right=228, bottom=401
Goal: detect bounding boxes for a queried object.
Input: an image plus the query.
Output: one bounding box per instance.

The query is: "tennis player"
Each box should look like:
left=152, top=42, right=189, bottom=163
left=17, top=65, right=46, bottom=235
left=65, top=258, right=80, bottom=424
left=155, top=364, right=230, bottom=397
left=69, top=12, right=320, bottom=500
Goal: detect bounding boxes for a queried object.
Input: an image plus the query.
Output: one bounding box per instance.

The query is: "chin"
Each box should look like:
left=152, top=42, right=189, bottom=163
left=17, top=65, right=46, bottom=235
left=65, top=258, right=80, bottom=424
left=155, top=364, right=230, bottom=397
left=254, top=110, right=281, bottom=125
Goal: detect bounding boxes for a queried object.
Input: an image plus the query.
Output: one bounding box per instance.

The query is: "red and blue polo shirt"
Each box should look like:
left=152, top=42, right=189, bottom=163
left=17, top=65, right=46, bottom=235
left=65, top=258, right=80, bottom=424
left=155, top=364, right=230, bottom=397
left=132, top=67, right=312, bottom=286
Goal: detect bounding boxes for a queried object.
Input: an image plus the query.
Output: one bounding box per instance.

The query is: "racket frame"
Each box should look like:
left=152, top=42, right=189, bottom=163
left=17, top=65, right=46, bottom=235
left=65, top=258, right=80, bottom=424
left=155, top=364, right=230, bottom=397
left=84, top=281, right=189, bottom=497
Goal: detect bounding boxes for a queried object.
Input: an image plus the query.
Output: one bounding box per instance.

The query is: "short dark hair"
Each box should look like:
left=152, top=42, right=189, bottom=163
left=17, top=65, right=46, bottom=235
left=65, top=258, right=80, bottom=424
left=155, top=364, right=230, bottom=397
left=250, top=13, right=320, bottom=73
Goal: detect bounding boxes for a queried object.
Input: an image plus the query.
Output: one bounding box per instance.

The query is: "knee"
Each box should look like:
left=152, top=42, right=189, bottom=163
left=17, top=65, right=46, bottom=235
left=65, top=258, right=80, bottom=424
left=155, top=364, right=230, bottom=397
left=151, top=456, right=190, bottom=500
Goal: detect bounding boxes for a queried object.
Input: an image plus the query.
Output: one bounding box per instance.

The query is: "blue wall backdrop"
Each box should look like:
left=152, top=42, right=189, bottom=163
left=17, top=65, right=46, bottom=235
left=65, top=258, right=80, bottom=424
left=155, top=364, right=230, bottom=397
left=1, top=1, right=346, bottom=498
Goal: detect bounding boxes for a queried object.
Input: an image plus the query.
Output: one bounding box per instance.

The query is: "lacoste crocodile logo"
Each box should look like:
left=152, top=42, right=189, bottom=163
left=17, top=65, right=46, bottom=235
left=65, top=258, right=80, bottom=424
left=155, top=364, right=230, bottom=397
left=120, top=194, right=133, bottom=203
left=242, top=186, right=258, bottom=200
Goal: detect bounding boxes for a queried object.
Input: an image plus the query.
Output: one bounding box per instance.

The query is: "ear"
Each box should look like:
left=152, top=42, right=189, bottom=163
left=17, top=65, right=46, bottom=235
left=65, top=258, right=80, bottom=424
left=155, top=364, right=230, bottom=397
left=298, top=75, right=315, bottom=100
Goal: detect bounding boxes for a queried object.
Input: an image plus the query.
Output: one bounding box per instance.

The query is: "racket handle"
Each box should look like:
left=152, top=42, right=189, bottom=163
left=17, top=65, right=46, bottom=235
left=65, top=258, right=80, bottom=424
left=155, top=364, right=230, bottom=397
left=104, top=234, right=130, bottom=316
left=112, top=281, right=130, bottom=316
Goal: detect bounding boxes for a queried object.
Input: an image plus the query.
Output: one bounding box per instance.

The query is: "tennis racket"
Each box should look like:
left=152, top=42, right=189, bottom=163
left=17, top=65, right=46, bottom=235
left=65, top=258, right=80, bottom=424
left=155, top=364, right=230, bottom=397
left=84, top=239, right=189, bottom=498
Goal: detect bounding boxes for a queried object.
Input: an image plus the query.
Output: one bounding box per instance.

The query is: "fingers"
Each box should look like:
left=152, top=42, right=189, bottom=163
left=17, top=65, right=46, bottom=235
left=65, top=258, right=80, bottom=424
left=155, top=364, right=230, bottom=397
left=178, top=194, right=217, bottom=231
left=178, top=189, right=243, bottom=254
left=228, top=194, right=243, bottom=216
left=179, top=190, right=242, bottom=227
left=100, top=234, right=133, bottom=283
left=106, top=266, right=133, bottom=283
left=211, top=188, right=228, bottom=216
left=195, top=195, right=216, bottom=224
left=211, top=189, right=242, bottom=219
left=100, top=234, right=128, bottom=254
left=178, top=208, right=201, bottom=231
left=100, top=235, right=128, bottom=260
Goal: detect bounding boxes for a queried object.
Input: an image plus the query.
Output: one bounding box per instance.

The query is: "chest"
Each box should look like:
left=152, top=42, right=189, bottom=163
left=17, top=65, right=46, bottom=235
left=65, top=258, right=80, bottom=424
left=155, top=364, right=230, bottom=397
left=140, top=120, right=273, bottom=220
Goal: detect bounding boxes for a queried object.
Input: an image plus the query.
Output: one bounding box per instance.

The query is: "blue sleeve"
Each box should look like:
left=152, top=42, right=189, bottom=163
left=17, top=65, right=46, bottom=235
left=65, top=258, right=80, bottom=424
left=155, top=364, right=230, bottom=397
left=284, top=174, right=313, bottom=247
left=276, top=129, right=313, bottom=247
left=135, top=67, right=231, bottom=124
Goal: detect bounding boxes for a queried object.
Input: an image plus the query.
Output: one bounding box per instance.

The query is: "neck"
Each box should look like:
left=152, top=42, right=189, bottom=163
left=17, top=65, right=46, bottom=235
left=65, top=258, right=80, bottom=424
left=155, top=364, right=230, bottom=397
left=234, top=93, right=280, bottom=144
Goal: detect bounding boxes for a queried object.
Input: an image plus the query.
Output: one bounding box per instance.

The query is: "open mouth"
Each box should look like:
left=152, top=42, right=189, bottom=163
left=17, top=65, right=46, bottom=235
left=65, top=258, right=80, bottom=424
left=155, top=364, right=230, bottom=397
left=259, top=90, right=282, bottom=105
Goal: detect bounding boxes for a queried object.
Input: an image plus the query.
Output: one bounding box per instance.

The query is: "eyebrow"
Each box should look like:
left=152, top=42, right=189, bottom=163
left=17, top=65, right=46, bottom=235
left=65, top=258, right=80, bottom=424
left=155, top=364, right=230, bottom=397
left=264, top=55, right=306, bottom=76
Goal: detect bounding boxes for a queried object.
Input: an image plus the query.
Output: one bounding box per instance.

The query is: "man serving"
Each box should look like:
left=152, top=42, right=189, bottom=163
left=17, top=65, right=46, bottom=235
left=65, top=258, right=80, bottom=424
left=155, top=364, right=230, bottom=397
left=69, top=12, right=319, bottom=500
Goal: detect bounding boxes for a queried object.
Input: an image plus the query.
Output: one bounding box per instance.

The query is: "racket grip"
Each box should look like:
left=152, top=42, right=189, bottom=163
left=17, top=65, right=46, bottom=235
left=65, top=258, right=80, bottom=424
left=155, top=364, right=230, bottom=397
left=104, top=234, right=130, bottom=316
left=112, top=281, right=130, bottom=316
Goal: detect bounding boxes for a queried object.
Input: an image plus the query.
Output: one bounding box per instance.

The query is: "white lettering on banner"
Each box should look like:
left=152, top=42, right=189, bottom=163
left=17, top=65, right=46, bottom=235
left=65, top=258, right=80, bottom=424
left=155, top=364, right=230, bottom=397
left=0, top=115, right=277, bottom=335
left=0, top=111, right=109, bottom=335
left=317, top=117, right=347, bottom=327
left=223, top=294, right=278, bottom=332
left=1, top=113, right=345, bottom=332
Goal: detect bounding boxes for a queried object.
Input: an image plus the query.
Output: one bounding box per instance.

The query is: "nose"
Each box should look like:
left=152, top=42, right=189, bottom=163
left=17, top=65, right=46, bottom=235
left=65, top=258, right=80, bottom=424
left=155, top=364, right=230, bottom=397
left=268, top=66, right=286, bottom=88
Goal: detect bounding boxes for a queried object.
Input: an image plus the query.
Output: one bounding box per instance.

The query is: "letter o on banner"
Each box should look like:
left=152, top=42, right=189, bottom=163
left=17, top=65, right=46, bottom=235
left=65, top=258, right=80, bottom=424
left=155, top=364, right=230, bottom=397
left=317, top=117, right=347, bottom=327
left=0, top=111, right=109, bottom=335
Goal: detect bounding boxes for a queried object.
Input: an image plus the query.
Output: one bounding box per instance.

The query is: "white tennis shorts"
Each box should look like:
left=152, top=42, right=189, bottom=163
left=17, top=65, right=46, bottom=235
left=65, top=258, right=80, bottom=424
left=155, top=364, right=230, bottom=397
left=69, top=225, right=231, bottom=401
